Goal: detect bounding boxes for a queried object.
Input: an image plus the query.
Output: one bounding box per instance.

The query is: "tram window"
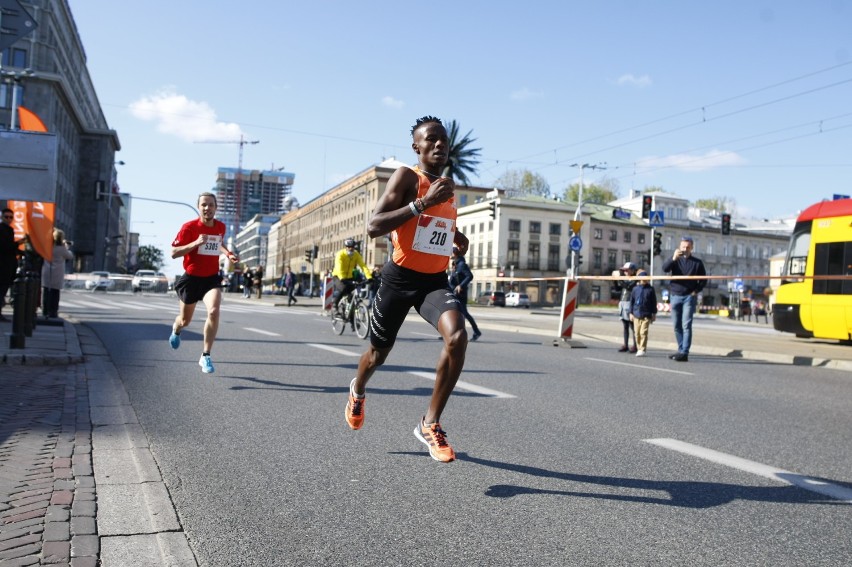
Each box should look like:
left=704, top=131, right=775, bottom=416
left=786, top=232, right=810, bottom=276
left=813, top=242, right=849, bottom=295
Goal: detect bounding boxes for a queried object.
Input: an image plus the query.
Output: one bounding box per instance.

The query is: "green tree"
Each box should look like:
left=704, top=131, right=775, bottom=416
left=493, top=168, right=551, bottom=198
left=563, top=176, right=621, bottom=204
left=694, top=196, right=737, bottom=214
left=136, top=244, right=165, bottom=271
left=442, top=119, right=481, bottom=186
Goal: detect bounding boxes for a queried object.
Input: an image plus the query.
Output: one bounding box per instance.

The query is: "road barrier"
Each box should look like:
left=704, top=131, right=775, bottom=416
left=322, top=274, right=333, bottom=314
left=558, top=278, right=578, bottom=340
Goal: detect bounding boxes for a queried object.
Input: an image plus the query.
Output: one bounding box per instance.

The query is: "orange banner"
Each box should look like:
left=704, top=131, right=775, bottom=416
left=8, top=201, right=56, bottom=262
left=18, top=106, right=48, bottom=132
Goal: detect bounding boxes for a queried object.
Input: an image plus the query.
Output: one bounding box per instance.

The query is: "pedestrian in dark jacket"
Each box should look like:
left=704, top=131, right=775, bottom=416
left=661, top=236, right=707, bottom=362
left=449, top=248, right=481, bottom=341
left=614, top=262, right=638, bottom=352
left=629, top=270, right=657, bottom=357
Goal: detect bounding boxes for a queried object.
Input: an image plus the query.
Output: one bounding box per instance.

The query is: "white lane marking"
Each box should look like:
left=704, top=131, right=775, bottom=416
left=109, top=302, right=150, bottom=310
left=243, top=327, right=280, bottom=337
left=67, top=299, right=115, bottom=309
left=586, top=357, right=694, bottom=375
left=411, top=331, right=440, bottom=338
left=645, top=438, right=852, bottom=503
left=124, top=301, right=164, bottom=309
left=408, top=370, right=516, bottom=399
left=307, top=343, right=360, bottom=357
left=305, top=344, right=515, bottom=398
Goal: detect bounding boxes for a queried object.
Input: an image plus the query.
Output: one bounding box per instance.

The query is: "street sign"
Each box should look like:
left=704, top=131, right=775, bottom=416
left=569, top=220, right=584, bottom=234
left=733, top=275, right=744, bottom=292
left=648, top=210, right=665, bottom=227
left=569, top=235, right=582, bottom=252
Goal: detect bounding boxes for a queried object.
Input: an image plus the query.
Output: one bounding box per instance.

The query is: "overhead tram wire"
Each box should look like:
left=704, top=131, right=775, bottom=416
left=502, top=60, right=852, bottom=165
left=527, top=75, right=852, bottom=178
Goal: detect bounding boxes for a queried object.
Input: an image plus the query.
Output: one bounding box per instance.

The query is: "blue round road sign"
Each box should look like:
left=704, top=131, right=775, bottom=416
left=569, top=236, right=583, bottom=252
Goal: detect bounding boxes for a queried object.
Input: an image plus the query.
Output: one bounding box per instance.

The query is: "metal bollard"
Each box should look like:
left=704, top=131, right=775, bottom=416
left=9, top=277, right=26, bottom=348
left=23, top=273, right=37, bottom=337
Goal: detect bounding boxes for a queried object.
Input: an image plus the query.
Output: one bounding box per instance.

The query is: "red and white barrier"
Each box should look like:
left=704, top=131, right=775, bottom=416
left=323, top=275, right=333, bottom=313
left=558, top=279, right=579, bottom=340
left=656, top=302, right=671, bottom=312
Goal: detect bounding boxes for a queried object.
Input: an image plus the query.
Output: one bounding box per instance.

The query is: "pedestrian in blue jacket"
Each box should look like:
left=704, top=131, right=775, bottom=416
left=629, top=270, right=657, bottom=357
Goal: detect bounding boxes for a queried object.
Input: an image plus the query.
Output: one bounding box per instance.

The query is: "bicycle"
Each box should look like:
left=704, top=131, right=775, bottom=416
left=332, top=281, right=370, bottom=339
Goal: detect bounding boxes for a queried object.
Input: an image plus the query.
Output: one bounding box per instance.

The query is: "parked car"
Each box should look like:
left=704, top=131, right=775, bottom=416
left=132, top=270, right=168, bottom=293
left=84, top=271, right=114, bottom=291
left=476, top=290, right=506, bottom=306
left=505, top=292, right=531, bottom=308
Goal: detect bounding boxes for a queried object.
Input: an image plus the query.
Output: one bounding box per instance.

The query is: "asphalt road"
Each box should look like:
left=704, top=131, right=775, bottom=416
left=61, top=291, right=852, bottom=566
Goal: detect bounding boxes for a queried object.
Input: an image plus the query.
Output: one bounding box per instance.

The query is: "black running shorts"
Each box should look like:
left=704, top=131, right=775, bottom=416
left=174, top=273, right=222, bottom=305
left=369, top=261, right=460, bottom=350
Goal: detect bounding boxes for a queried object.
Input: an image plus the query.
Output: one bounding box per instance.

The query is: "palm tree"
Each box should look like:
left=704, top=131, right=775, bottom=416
left=442, top=119, right=482, bottom=186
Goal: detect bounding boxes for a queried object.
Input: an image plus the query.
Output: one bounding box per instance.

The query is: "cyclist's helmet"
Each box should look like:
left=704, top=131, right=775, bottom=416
left=344, top=238, right=356, bottom=248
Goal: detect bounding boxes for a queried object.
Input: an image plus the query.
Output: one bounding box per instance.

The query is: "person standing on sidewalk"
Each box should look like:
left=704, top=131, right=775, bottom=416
left=0, top=208, right=21, bottom=322
left=168, top=192, right=239, bottom=374
left=449, top=247, right=481, bottom=341
left=661, top=236, right=706, bottom=362
left=628, top=270, right=657, bottom=357
left=253, top=264, right=264, bottom=299
left=615, top=262, right=638, bottom=353
left=344, top=115, right=470, bottom=463
left=40, top=229, right=74, bottom=319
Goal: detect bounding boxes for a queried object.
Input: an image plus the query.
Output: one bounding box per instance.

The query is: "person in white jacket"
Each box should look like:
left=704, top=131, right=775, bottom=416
left=41, top=229, right=74, bottom=319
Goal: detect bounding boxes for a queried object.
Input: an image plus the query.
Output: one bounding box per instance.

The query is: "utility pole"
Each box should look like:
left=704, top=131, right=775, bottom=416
left=568, top=162, right=606, bottom=276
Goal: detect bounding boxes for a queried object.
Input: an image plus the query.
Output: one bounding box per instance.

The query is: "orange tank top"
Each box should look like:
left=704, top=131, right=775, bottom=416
left=391, top=167, right=457, bottom=274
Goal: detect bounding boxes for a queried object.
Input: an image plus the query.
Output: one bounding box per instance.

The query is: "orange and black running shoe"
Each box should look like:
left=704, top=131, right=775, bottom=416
left=345, top=379, right=365, bottom=430
left=414, top=418, right=456, bottom=463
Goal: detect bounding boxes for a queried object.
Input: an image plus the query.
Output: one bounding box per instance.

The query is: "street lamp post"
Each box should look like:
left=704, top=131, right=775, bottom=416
left=569, top=162, right=606, bottom=276
left=101, top=160, right=125, bottom=271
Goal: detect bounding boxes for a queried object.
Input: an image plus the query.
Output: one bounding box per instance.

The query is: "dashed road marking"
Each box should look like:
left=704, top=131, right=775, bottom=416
left=645, top=438, right=852, bottom=503
left=243, top=327, right=281, bottom=336
left=307, top=343, right=360, bottom=357
left=407, top=370, right=515, bottom=399
left=586, top=357, right=694, bottom=375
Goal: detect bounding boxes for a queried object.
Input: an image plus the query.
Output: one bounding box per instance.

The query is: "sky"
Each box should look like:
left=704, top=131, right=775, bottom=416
left=67, top=0, right=852, bottom=277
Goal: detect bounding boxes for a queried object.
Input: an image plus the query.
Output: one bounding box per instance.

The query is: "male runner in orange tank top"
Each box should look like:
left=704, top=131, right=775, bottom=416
left=344, top=116, right=470, bottom=462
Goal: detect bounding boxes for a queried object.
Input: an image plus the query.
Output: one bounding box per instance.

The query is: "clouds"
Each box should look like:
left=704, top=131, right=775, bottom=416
left=381, top=96, right=405, bottom=109
left=637, top=150, right=747, bottom=172
left=616, top=73, right=652, bottom=88
left=129, top=89, right=244, bottom=142
left=510, top=87, right=544, bottom=101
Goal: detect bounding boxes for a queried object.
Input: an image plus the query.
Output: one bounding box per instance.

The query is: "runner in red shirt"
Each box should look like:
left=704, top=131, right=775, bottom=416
left=168, top=192, right=239, bottom=374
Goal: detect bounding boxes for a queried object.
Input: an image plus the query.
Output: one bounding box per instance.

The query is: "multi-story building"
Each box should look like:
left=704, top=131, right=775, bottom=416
left=1, top=0, right=122, bottom=272
left=215, top=167, right=295, bottom=243
left=233, top=213, right=281, bottom=277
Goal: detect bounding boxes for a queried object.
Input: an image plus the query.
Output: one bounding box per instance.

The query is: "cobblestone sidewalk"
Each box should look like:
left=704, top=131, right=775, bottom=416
left=0, top=365, right=97, bottom=566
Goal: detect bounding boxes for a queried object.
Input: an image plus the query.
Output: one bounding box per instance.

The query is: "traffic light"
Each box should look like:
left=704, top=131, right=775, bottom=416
left=305, top=248, right=312, bottom=262
left=312, top=244, right=319, bottom=258
left=721, top=213, right=731, bottom=235
left=641, top=195, right=653, bottom=219
left=489, top=201, right=497, bottom=220
left=653, top=232, right=662, bottom=256
left=577, top=254, right=583, bottom=267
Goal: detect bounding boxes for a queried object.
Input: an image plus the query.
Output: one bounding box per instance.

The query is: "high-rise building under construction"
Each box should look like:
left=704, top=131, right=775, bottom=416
left=215, top=167, right=296, bottom=242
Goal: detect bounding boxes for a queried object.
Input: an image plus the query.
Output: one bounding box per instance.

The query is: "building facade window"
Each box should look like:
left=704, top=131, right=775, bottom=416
left=623, top=251, right=632, bottom=265
left=507, top=240, right=520, bottom=266
left=529, top=221, right=541, bottom=234
left=509, top=219, right=521, bottom=232
left=607, top=249, right=617, bottom=271
left=548, top=244, right=560, bottom=271
left=623, top=231, right=632, bottom=243
left=638, top=233, right=646, bottom=245
left=549, top=223, right=561, bottom=236
left=593, top=248, right=603, bottom=269
left=527, top=242, right=540, bottom=270
left=609, top=230, right=618, bottom=242
left=594, top=228, right=603, bottom=240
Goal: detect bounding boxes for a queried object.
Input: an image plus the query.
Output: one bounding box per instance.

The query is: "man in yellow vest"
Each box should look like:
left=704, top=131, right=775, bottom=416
left=332, top=238, right=371, bottom=310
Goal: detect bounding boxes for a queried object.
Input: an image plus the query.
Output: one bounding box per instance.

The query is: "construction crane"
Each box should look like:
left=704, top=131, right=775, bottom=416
left=195, top=134, right=259, bottom=237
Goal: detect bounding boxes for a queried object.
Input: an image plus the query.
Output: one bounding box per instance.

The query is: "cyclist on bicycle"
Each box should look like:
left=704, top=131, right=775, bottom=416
left=332, top=238, right=372, bottom=311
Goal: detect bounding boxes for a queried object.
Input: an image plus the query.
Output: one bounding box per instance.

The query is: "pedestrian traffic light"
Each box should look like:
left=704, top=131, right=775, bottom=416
left=653, top=232, right=662, bottom=256
left=305, top=248, right=312, bottom=262
left=641, top=195, right=653, bottom=219
left=721, top=213, right=731, bottom=235
left=489, top=201, right=497, bottom=220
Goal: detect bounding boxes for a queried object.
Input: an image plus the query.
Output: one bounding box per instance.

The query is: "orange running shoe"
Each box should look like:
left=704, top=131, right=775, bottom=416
left=345, top=379, right=365, bottom=430
left=414, top=418, right=456, bottom=463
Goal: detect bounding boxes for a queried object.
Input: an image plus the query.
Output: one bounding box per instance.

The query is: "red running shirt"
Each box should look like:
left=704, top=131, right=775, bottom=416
left=172, top=219, right=226, bottom=277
